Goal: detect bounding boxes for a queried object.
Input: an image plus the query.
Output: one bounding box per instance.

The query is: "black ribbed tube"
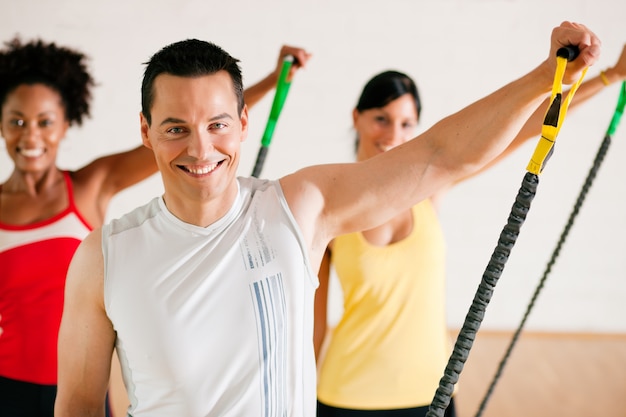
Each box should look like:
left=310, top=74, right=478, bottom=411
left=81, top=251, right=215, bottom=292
left=251, top=146, right=269, bottom=178
left=426, top=171, right=539, bottom=417
left=472, top=134, right=611, bottom=417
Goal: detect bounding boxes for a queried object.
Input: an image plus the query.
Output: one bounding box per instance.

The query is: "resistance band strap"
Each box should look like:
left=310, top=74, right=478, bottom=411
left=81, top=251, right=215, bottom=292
left=425, top=47, right=583, bottom=417
left=527, top=48, right=587, bottom=175
left=472, top=80, right=626, bottom=417
left=251, top=56, right=294, bottom=177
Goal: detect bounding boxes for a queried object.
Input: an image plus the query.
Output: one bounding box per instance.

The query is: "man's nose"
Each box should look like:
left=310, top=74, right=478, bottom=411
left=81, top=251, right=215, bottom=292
left=187, top=130, right=215, bottom=159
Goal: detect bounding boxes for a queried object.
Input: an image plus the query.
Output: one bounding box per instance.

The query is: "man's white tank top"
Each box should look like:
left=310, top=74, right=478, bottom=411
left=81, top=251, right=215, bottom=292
left=102, top=177, right=317, bottom=417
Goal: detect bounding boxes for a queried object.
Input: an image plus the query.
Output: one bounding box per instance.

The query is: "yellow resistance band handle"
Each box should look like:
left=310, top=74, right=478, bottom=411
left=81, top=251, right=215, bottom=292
left=527, top=46, right=585, bottom=175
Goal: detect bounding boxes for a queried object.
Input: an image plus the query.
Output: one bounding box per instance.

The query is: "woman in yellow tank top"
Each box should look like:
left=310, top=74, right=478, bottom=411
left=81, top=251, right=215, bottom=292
left=314, top=70, right=459, bottom=417
left=315, top=51, right=626, bottom=417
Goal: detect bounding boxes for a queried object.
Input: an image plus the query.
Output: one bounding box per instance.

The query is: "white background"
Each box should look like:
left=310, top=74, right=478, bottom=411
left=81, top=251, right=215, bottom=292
left=1, top=0, right=625, bottom=333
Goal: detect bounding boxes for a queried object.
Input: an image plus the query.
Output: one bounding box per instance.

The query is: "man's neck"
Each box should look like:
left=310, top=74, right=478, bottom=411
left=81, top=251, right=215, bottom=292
left=161, top=180, right=239, bottom=228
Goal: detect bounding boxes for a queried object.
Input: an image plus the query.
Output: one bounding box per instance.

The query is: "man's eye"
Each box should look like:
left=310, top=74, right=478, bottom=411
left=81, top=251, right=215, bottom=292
left=168, top=127, right=185, bottom=134
left=211, top=122, right=227, bottom=130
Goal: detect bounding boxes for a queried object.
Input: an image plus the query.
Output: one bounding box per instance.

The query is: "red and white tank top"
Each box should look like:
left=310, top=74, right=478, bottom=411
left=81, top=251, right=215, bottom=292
left=0, top=171, right=92, bottom=384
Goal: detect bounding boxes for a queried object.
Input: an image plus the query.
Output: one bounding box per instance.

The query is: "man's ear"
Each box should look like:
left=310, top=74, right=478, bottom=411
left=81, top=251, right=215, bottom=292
left=140, top=112, right=153, bottom=149
left=240, top=105, right=249, bottom=143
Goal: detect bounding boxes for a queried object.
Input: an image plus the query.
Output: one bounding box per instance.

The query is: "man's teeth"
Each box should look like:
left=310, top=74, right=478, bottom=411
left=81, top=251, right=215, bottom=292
left=20, top=148, right=45, bottom=158
left=187, top=163, right=218, bottom=175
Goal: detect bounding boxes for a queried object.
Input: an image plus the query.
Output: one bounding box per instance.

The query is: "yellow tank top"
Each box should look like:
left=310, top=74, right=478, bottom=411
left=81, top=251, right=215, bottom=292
left=317, top=200, right=451, bottom=409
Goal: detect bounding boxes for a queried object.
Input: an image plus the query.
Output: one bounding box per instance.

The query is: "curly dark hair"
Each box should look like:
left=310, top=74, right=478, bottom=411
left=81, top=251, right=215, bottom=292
left=0, top=35, right=95, bottom=126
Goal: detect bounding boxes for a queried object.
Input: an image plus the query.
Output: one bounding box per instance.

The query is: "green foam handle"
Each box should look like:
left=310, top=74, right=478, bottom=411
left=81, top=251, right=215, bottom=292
left=607, top=81, right=626, bottom=137
left=261, top=56, right=293, bottom=147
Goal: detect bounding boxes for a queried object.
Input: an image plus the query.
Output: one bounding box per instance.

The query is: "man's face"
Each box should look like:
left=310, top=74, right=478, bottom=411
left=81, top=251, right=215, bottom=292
left=141, top=71, right=248, bottom=210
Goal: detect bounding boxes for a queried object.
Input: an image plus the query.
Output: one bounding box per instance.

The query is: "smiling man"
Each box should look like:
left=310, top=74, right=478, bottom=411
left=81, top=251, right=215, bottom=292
left=55, top=23, right=600, bottom=417
left=144, top=70, right=245, bottom=224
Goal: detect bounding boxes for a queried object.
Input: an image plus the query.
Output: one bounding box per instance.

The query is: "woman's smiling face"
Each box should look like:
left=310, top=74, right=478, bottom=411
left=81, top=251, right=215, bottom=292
left=1, top=83, right=69, bottom=174
left=353, top=93, right=419, bottom=162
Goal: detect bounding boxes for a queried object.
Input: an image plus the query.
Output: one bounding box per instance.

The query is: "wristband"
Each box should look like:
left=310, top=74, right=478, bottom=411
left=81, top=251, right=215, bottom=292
left=600, top=70, right=610, bottom=86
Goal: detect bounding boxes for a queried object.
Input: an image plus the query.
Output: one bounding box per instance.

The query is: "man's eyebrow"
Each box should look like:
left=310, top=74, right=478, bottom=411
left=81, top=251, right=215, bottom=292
left=158, top=113, right=234, bottom=127
left=210, top=113, right=234, bottom=122
left=159, top=117, right=186, bottom=127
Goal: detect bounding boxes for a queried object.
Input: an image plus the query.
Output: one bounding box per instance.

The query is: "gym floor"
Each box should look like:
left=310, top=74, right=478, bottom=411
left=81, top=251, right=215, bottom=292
left=453, top=330, right=626, bottom=417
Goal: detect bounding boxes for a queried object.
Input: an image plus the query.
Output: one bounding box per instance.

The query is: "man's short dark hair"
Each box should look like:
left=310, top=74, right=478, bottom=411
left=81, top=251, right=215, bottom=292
left=141, top=39, right=244, bottom=125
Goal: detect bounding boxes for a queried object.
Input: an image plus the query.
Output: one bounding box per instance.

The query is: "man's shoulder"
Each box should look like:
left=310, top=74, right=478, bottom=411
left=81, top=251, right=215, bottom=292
left=237, top=176, right=283, bottom=200
left=105, top=197, right=161, bottom=237
left=238, top=176, right=273, bottom=191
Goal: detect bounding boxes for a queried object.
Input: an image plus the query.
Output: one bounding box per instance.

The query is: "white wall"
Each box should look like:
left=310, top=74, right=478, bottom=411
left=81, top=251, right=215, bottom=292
left=2, top=0, right=625, bottom=333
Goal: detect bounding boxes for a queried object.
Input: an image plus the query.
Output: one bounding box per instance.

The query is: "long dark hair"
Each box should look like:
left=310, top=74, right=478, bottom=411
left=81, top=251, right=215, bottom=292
left=356, top=70, right=421, bottom=115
